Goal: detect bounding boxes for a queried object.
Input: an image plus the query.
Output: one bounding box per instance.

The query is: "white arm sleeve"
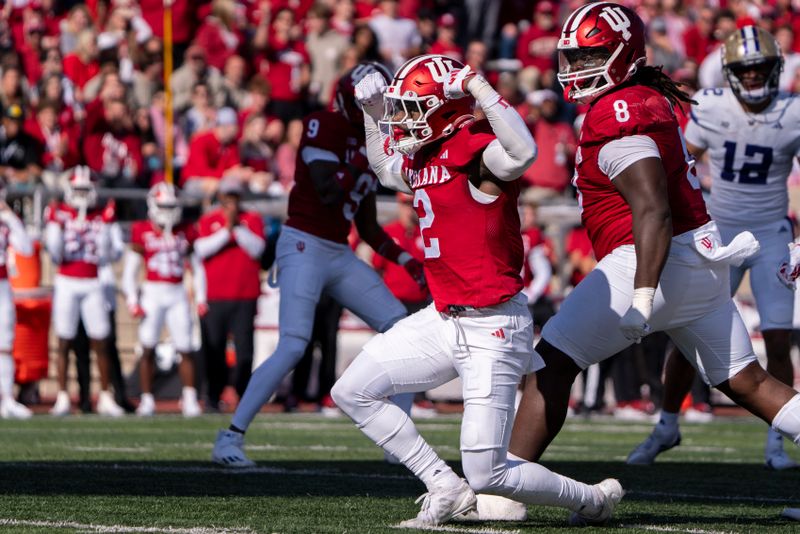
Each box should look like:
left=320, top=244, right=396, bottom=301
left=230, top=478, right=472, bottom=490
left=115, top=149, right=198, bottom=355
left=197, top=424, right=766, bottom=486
left=122, top=249, right=141, bottom=306
left=597, top=135, right=661, bottom=180
left=193, top=228, right=231, bottom=260
left=45, top=221, right=63, bottom=264
left=95, top=223, right=112, bottom=264
left=526, top=245, right=552, bottom=303
left=108, top=222, right=125, bottom=263
left=1, top=211, right=32, bottom=256
left=364, top=113, right=412, bottom=193
left=233, top=225, right=266, bottom=259
left=190, top=253, right=207, bottom=304
left=469, top=76, right=537, bottom=181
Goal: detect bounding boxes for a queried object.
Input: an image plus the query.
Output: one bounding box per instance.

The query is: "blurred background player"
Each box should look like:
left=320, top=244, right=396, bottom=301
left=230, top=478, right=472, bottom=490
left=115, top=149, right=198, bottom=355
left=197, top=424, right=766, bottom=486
left=123, top=182, right=205, bottom=417
left=0, top=179, right=32, bottom=419
left=212, top=62, right=424, bottom=467
left=519, top=201, right=554, bottom=329
left=195, top=176, right=264, bottom=413
left=629, top=26, right=800, bottom=470
left=45, top=166, right=125, bottom=417
left=334, top=54, right=621, bottom=527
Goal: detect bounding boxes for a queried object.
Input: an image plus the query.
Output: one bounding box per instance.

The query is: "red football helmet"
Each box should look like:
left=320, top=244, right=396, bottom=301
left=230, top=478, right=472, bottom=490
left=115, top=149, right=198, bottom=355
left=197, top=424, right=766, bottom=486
left=557, top=2, right=646, bottom=103
left=334, top=61, right=392, bottom=128
left=380, top=54, right=475, bottom=155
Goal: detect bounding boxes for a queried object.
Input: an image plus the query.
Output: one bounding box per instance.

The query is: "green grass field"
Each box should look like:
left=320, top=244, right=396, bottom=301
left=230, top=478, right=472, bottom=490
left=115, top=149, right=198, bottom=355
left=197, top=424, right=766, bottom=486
left=0, top=413, right=798, bottom=533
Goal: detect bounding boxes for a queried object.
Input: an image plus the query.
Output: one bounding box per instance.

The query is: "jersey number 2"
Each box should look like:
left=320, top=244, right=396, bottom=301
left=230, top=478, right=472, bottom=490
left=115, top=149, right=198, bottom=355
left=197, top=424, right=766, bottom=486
left=414, top=189, right=440, bottom=259
left=721, top=141, right=773, bottom=184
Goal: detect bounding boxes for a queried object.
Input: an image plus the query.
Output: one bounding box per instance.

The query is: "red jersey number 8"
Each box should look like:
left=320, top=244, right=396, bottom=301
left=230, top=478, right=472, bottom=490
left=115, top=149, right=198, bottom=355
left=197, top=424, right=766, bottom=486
left=413, top=189, right=440, bottom=259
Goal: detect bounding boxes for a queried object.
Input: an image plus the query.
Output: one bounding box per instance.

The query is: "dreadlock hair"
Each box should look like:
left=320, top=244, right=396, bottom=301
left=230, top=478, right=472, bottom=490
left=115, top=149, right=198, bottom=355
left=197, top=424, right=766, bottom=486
left=631, top=65, right=697, bottom=107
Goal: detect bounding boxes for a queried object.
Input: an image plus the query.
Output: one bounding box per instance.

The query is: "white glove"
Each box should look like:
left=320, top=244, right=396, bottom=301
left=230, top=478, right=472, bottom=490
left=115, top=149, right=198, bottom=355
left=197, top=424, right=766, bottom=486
left=354, top=72, right=387, bottom=121
left=443, top=65, right=477, bottom=100
left=620, top=287, right=655, bottom=343
left=777, top=239, right=800, bottom=289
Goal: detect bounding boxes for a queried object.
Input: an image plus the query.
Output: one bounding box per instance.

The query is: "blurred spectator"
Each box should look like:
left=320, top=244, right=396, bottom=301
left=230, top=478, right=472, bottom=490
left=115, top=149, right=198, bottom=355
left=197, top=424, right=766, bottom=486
left=181, top=106, right=244, bottom=196
left=171, top=45, right=224, bottom=113
left=350, top=24, right=382, bottom=63
left=777, top=25, right=800, bottom=91
left=238, top=113, right=274, bottom=193
left=133, top=106, right=160, bottom=184
left=102, top=2, right=153, bottom=48
left=19, top=17, right=46, bottom=85
left=368, top=0, right=421, bottom=70
left=220, top=55, right=248, bottom=110
left=149, top=89, right=189, bottom=168
left=180, top=82, right=218, bottom=140
left=193, top=0, right=242, bottom=72
left=520, top=201, right=554, bottom=329
left=464, top=0, right=501, bottom=55
left=33, top=52, right=77, bottom=109
left=63, top=29, right=99, bottom=93
left=27, top=100, right=80, bottom=173
left=565, top=225, right=595, bottom=289
left=372, top=192, right=428, bottom=314
left=429, top=14, right=463, bottom=63
left=698, top=9, right=736, bottom=88
left=648, top=18, right=683, bottom=73
left=306, top=4, right=350, bottom=109
left=258, top=8, right=310, bottom=123
left=274, top=118, right=303, bottom=192
left=0, top=66, right=26, bottom=111
left=195, top=177, right=265, bottom=412
left=516, top=1, right=559, bottom=93
left=83, top=98, right=143, bottom=187
left=464, top=39, right=489, bottom=75
left=332, top=0, right=356, bottom=36
left=139, top=0, right=195, bottom=66
left=59, top=4, right=93, bottom=56
left=0, top=104, right=42, bottom=184
left=131, top=37, right=164, bottom=110
left=520, top=89, right=576, bottom=203
left=682, top=6, right=716, bottom=66
left=416, top=10, right=436, bottom=51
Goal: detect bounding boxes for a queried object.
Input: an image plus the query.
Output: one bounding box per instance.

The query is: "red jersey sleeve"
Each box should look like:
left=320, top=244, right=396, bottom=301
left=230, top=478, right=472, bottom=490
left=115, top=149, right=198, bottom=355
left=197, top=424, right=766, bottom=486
left=240, top=212, right=265, bottom=239
left=446, top=120, right=497, bottom=168
left=301, top=111, right=349, bottom=159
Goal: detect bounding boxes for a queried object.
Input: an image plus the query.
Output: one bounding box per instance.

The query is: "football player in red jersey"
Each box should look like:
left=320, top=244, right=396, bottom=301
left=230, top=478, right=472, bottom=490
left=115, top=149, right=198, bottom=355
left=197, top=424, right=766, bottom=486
left=211, top=62, right=425, bottom=467
left=122, top=183, right=206, bottom=418
left=45, top=166, right=126, bottom=417
left=0, top=179, right=33, bottom=419
left=505, top=0, right=800, bottom=494
left=331, top=54, right=621, bottom=528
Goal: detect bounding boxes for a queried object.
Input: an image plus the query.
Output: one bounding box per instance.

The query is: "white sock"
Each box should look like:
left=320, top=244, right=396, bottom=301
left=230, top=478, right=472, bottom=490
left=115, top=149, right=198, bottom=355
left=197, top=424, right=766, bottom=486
left=765, top=427, right=785, bottom=456
left=182, top=387, right=197, bottom=403
left=772, top=394, right=800, bottom=447
left=0, top=354, right=14, bottom=401
left=504, top=461, right=600, bottom=514
left=140, top=393, right=155, bottom=404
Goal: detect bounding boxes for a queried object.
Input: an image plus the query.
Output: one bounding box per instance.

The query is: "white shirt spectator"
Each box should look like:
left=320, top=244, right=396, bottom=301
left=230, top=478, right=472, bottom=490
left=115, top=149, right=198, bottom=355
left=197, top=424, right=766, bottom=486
left=369, top=14, right=421, bottom=71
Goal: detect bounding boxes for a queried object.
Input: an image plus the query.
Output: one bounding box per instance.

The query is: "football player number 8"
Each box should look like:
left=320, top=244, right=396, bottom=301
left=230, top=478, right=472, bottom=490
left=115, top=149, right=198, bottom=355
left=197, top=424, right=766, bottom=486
left=414, top=189, right=440, bottom=259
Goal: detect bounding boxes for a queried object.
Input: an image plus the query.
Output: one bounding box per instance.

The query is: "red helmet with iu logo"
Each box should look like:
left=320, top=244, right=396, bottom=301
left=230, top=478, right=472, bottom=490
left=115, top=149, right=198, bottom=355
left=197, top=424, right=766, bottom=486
left=380, top=54, right=475, bottom=155
left=334, top=61, right=392, bottom=128
left=557, top=2, right=646, bottom=103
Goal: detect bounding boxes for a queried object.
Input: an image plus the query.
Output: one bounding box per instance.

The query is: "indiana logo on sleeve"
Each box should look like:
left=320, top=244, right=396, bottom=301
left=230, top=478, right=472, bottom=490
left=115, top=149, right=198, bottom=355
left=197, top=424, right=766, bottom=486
left=296, top=241, right=305, bottom=252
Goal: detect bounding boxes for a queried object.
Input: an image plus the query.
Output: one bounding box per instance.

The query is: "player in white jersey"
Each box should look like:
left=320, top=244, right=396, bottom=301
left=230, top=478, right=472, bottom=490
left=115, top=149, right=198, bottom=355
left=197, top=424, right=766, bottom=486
left=122, top=183, right=206, bottom=417
left=0, top=180, right=33, bottom=419
left=628, top=26, right=800, bottom=470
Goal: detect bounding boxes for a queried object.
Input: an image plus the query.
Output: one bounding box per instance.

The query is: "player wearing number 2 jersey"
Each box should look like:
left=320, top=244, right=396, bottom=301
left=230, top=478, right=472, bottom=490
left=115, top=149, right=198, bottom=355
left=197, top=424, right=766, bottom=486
left=332, top=53, right=622, bottom=528
left=500, top=3, right=800, bottom=517
left=629, top=26, right=800, bottom=470
left=123, top=183, right=206, bottom=418
left=212, top=62, right=425, bottom=467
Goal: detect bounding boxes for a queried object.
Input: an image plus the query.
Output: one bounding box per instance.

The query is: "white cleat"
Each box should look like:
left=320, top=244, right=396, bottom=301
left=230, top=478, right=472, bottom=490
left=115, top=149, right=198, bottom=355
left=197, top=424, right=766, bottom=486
left=50, top=391, right=71, bottom=417
left=97, top=391, right=125, bottom=417
left=626, top=429, right=681, bottom=465
left=181, top=397, right=202, bottom=418
left=568, top=478, right=624, bottom=526
left=212, top=429, right=256, bottom=467
left=459, top=494, right=528, bottom=521
left=0, top=399, right=32, bottom=419
left=766, top=451, right=799, bottom=471
left=399, top=478, right=477, bottom=527
left=136, top=394, right=155, bottom=417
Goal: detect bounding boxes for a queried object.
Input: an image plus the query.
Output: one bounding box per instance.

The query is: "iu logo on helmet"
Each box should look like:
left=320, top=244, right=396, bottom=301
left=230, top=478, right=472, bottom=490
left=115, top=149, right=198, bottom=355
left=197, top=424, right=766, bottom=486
left=425, top=56, right=455, bottom=83
left=599, top=6, right=632, bottom=41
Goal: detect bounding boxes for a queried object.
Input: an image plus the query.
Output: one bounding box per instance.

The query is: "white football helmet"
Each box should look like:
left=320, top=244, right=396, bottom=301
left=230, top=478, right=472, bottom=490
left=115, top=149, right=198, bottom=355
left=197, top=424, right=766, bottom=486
left=64, top=166, right=97, bottom=211
left=147, top=182, right=181, bottom=230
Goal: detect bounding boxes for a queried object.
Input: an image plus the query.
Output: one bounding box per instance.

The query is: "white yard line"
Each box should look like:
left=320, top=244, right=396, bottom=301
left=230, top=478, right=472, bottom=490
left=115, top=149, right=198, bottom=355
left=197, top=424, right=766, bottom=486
left=0, top=518, right=255, bottom=534
left=622, top=523, right=734, bottom=534
left=72, top=447, right=153, bottom=453
left=391, top=524, right=520, bottom=534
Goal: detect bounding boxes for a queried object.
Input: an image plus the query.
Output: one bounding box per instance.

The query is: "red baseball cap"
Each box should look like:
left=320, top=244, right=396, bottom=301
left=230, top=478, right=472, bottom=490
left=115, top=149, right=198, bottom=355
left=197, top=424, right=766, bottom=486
left=437, top=13, right=457, bottom=28
left=536, top=1, right=555, bottom=14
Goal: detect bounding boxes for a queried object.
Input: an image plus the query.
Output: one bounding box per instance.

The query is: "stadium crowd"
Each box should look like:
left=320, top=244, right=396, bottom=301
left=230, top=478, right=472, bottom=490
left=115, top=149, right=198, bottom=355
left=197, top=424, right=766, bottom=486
left=0, top=0, right=799, bottom=418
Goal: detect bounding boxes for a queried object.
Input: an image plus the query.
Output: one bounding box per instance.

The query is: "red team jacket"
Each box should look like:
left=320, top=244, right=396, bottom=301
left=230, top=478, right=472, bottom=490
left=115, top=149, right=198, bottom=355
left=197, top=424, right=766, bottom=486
left=403, top=120, right=524, bottom=311
left=45, top=201, right=116, bottom=279
left=574, top=85, right=710, bottom=260
left=130, top=220, right=197, bottom=284
left=285, top=110, right=377, bottom=244
left=198, top=209, right=264, bottom=301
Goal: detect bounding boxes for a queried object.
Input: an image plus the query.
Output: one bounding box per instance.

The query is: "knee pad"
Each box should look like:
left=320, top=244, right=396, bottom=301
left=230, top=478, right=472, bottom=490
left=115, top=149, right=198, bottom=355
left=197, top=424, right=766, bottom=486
left=332, top=352, right=393, bottom=418
left=462, top=449, right=509, bottom=495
